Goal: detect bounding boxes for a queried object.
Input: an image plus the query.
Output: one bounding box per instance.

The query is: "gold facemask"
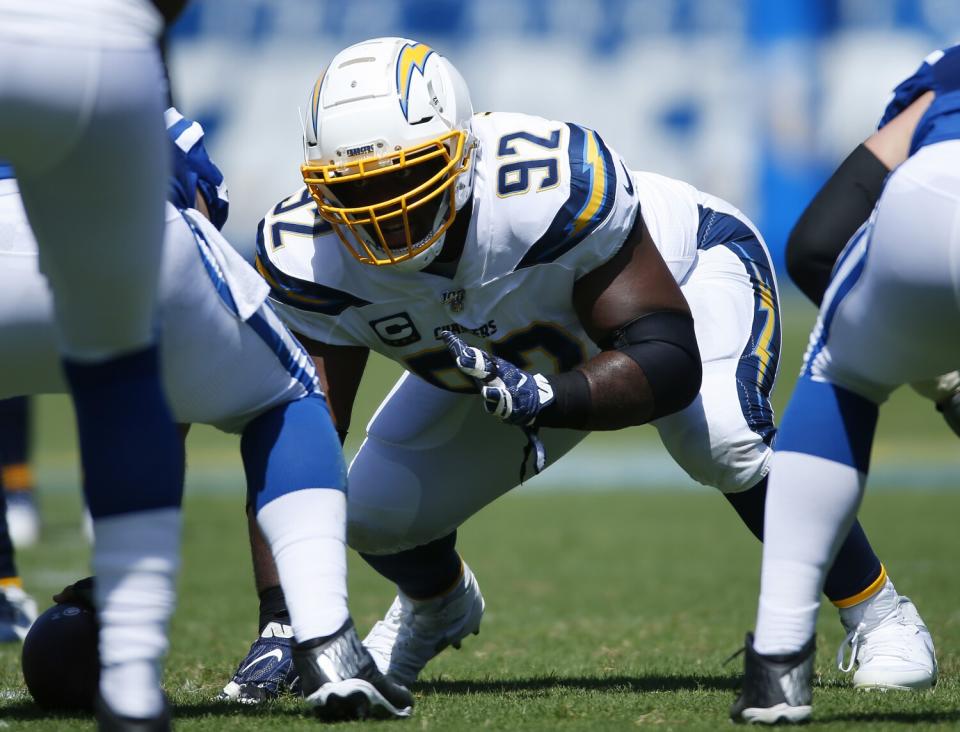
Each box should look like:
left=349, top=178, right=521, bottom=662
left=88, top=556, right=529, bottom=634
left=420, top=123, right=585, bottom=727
left=302, top=129, right=472, bottom=266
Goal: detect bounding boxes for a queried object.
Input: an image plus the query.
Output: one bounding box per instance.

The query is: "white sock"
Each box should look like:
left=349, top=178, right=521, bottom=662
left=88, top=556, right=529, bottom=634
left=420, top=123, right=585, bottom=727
left=754, top=451, right=865, bottom=655
left=93, top=507, right=181, bottom=718
left=256, top=488, right=349, bottom=641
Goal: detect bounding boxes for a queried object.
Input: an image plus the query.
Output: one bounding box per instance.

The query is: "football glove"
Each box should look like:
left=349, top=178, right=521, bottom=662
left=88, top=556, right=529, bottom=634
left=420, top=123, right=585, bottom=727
left=911, top=371, right=960, bottom=438
left=441, top=330, right=554, bottom=426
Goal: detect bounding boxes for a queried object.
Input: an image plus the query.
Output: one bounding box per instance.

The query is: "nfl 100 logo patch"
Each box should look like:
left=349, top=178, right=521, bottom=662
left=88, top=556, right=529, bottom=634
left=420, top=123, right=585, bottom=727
left=441, top=288, right=465, bottom=312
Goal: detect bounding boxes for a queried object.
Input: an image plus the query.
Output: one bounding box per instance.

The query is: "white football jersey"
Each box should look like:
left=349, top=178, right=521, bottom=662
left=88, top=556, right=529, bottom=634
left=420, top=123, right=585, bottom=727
left=259, top=112, right=702, bottom=393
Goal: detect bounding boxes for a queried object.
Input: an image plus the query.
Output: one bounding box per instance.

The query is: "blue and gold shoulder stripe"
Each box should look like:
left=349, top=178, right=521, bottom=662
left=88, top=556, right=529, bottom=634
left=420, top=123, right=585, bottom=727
left=255, top=215, right=370, bottom=317
left=516, top=123, right=617, bottom=270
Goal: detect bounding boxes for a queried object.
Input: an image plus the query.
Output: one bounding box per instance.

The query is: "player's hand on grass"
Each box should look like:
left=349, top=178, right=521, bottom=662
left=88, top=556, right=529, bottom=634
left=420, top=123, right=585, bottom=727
left=441, top=330, right=554, bottom=426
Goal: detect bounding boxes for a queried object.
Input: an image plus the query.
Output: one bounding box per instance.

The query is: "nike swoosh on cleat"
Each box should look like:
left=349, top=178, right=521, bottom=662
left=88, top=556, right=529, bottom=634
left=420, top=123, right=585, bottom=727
left=241, top=648, right=285, bottom=674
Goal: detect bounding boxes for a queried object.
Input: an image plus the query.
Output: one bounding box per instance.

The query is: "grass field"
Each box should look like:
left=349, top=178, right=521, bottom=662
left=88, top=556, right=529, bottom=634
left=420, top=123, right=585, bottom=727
left=2, top=294, right=960, bottom=730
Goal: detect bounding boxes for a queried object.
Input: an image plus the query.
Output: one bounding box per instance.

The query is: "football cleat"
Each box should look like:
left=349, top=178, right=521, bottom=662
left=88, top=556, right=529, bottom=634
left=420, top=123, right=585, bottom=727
left=730, top=633, right=814, bottom=725
left=294, top=619, right=413, bottom=720
left=5, top=489, right=40, bottom=548
left=0, top=583, right=37, bottom=643
left=363, top=562, right=484, bottom=685
left=837, top=578, right=937, bottom=690
left=218, top=621, right=300, bottom=703
left=95, top=692, right=171, bottom=732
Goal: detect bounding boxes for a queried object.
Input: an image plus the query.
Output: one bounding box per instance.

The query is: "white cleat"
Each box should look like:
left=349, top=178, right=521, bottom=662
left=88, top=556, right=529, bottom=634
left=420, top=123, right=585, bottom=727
left=363, top=562, right=485, bottom=685
left=5, top=491, right=40, bottom=548
left=837, top=578, right=937, bottom=690
left=0, top=584, right=38, bottom=642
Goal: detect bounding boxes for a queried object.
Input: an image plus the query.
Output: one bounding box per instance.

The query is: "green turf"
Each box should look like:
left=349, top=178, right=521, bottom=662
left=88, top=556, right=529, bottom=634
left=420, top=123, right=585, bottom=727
left=3, top=293, right=960, bottom=729
left=2, top=488, right=960, bottom=730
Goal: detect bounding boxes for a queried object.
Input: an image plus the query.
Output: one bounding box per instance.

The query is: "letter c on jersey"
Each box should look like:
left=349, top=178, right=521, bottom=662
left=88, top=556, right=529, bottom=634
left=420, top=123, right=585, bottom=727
left=369, top=312, right=422, bottom=347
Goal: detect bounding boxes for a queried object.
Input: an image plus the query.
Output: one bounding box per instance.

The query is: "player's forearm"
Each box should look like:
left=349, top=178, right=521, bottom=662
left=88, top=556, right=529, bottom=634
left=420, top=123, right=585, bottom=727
left=544, top=352, right=656, bottom=430
left=786, top=144, right=889, bottom=305
left=536, top=311, right=702, bottom=431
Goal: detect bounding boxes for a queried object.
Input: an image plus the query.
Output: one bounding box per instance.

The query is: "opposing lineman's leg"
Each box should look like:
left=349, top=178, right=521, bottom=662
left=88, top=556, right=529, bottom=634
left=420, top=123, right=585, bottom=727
left=349, top=372, right=586, bottom=683
left=0, top=39, right=183, bottom=720
left=651, top=234, right=885, bottom=607
left=242, top=394, right=349, bottom=644
left=241, top=392, right=413, bottom=719
left=756, top=144, right=960, bottom=668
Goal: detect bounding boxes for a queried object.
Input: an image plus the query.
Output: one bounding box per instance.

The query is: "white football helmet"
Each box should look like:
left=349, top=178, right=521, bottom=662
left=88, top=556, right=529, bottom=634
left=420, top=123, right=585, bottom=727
left=301, top=37, right=476, bottom=270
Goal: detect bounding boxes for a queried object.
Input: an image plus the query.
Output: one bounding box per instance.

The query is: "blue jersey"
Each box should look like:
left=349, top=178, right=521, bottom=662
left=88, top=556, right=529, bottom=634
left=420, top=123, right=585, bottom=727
left=879, top=45, right=960, bottom=156
left=0, top=160, right=12, bottom=181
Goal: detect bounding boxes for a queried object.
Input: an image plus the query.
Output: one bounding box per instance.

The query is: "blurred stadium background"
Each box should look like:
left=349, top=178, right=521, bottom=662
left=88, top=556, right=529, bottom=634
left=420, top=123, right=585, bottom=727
left=101, top=0, right=960, bottom=489
left=21, top=0, right=960, bottom=500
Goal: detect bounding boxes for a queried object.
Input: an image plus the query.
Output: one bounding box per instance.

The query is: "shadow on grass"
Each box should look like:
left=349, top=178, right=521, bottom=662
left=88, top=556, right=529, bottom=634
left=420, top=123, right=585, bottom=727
left=415, top=673, right=741, bottom=695
left=821, top=710, right=960, bottom=724
left=0, top=699, right=307, bottom=723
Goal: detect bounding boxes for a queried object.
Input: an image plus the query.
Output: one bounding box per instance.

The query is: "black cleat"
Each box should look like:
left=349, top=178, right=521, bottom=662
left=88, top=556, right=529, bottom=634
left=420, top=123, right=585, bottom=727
left=730, top=633, right=814, bottom=725
left=95, top=693, right=171, bottom=732
left=294, top=618, right=413, bottom=720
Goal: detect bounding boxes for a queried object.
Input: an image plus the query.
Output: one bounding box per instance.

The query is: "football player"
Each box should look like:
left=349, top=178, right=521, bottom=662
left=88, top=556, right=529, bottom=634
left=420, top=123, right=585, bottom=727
left=786, top=45, right=960, bottom=438
left=731, top=46, right=960, bottom=724
left=223, top=37, right=934, bottom=701
left=0, top=2, right=188, bottom=727
left=0, top=108, right=412, bottom=724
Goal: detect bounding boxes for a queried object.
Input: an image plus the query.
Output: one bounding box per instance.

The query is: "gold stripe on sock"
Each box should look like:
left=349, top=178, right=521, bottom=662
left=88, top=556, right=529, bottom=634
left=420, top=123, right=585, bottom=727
left=2, top=463, right=35, bottom=492
left=0, top=576, right=23, bottom=590
left=832, top=563, right=887, bottom=608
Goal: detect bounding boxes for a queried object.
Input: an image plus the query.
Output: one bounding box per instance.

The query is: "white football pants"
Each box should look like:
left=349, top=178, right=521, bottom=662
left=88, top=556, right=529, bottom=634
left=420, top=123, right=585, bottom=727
left=0, top=35, right=167, bottom=361
left=0, top=186, right=316, bottom=433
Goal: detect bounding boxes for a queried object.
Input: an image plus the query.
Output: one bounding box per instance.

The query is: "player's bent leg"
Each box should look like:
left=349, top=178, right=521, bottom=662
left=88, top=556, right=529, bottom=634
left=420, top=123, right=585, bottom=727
left=745, top=377, right=881, bottom=717
left=347, top=372, right=585, bottom=554
left=1, top=41, right=182, bottom=726
left=241, top=394, right=412, bottom=719
left=724, top=477, right=934, bottom=691
left=660, top=227, right=935, bottom=691
left=73, top=347, right=185, bottom=722
left=347, top=372, right=584, bottom=683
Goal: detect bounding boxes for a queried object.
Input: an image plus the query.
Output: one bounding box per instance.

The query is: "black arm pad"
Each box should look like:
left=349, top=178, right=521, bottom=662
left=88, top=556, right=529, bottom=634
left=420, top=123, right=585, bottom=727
left=786, top=144, right=890, bottom=305
left=609, top=310, right=702, bottom=420
left=535, top=369, right=592, bottom=429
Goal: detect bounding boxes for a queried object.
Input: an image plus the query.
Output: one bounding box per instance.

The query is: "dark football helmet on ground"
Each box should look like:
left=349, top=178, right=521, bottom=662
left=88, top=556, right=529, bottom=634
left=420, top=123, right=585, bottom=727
left=21, top=594, right=99, bottom=711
